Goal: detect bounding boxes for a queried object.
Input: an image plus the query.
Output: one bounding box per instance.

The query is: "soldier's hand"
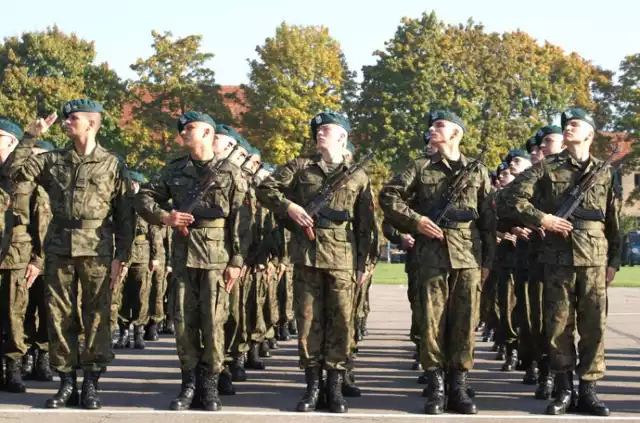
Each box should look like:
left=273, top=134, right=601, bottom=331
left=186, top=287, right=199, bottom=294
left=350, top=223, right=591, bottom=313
left=481, top=267, right=490, bottom=284
left=277, top=263, right=287, bottom=280
left=401, top=234, right=415, bottom=250
left=110, top=260, right=128, bottom=290
left=503, top=232, right=517, bottom=245
left=150, top=259, right=159, bottom=273
left=356, top=270, right=366, bottom=286
left=511, top=227, right=532, bottom=241
left=287, top=203, right=314, bottom=228
left=166, top=266, right=172, bottom=274
left=606, top=266, right=616, bottom=286
left=224, top=266, right=242, bottom=293
left=240, top=265, right=248, bottom=280
left=540, top=214, right=573, bottom=237
left=24, top=264, right=41, bottom=288
left=162, top=210, right=195, bottom=228
left=26, top=112, right=57, bottom=138
left=417, top=216, right=444, bottom=240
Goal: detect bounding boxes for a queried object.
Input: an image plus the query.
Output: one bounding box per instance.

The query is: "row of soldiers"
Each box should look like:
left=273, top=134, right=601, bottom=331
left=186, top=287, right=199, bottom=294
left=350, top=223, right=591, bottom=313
left=0, top=101, right=378, bottom=413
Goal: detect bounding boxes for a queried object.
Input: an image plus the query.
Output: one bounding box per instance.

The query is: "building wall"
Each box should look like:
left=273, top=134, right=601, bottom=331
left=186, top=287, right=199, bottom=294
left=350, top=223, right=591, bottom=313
left=621, top=172, right=640, bottom=217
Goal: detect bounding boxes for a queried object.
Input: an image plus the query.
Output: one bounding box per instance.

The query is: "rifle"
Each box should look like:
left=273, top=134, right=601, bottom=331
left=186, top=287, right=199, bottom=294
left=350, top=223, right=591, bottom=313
left=177, top=144, right=240, bottom=236
left=555, top=145, right=620, bottom=221
left=301, top=151, right=375, bottom=240
left=427, top=144, right=489, bottom=228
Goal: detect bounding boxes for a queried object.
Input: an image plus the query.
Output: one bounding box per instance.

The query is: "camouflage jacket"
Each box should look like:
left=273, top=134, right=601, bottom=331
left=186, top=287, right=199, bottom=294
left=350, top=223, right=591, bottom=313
left=240, top=183, right=278, bottom=268
left=256, top=153, right=375, bottom=272
left=135, top=154, right=246, bottom=270
left=379, top=152, right=496, bottom=270
left=501, top=150, right=622, bottom=268
left=129, top=209, right=163, bottom=265
left=149, top=224, right=172, bottom=265
left=12, top=141, right=133, bottom=261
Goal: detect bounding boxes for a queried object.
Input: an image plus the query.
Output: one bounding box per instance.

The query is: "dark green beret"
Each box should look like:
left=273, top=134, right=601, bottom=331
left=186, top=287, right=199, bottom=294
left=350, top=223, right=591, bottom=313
left=310, top=112, right=351, bottom=139
left=346, top=142, right=355, bottom=154
left=214, top=123, right=244, bottom=143
left=248, top=146, right=261, bottom=157
left=177, top=111, right=216, bottom=132
left=561, top=108, right=595, bottom=130
left=0, top=118, right=23, bottom=141
left=34, top=140, right=55, bottom=151
left=504, top=149, right=531, bottom=164
left=497, top=162, right=509, bottom=174
left=525, top=137, right=538, bottom=154
left=126, top=170, right=147, bottom=183
left=535, top=125, right=563, bottom=145
left=62, top=98, right=104, bottom=118
left=262, top=163, right=274, bottom=172
left=428, top=110, right=466, bottom=132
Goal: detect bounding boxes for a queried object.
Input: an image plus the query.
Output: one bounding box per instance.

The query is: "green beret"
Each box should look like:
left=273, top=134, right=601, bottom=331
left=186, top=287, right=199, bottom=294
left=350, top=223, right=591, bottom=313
left=262, top=163, right=275, bottom=172
left=535, top=125, right=563, bottom=145
left=504, top=149, right=530, bottom=164
left=214, top=123, right=244, bottom=143
left=497, top=162, right=509, bottom=174
left=249, top=146, right=261, bottom=157
left=428, top=110, right=466, bottom=132
left=34, top=140, right=55, bottom=151
left=525, top=137, right=538, bottom=154
left=346, top=142, right=355, bottom=154
left=0, top=118, right=24, bottom=141
left=126, top=170, right=147, bottom=183
left=310, top=112, right=351, bottom=139
left=177, top=111, right=216, bottom=132
left=561, top=108, right=595, bottom=130
left=62, top=98, right=104, bottom=118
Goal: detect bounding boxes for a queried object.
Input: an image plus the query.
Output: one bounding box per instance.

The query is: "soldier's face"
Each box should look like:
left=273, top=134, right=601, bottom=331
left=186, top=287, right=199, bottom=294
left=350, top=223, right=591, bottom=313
left=242, top=154, right=261, bottom=174
left=429, top=120, right=460, bottom=146
left=499, top=169, right=514, bottom=187
left=540, top=133, right=564, bottom=156
left=0, top=130, right=17, bottom=152
left=509, top=157, right=532, bottom=175
left=180, top=121, right=213, bottom=148
left=530, top=146, right=544, bottom=164
left=129, top=181, right=140, bottom=194
left=212, top=134, right=236, bottom=158
left=316, top=124, right=346, bottom=152
left=254, top=168, right=271, bottom=184
left=62, top=112, right=95, bottom=138
left=563, top=120, right=593, bottom=145
left=228, top=147, right=249, bottom=168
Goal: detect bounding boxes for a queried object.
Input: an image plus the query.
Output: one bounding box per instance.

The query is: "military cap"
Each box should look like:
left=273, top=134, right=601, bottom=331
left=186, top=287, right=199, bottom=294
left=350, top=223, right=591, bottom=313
left=262, top=163, right=275, bottom=173
left=248, top=146, right=261, bottom=157
left=177, top=111, right=216, bottom=132
left=346, top=142, right=356, bottom=154
left=34, top=140, right=55, bottom=151
left=62, top=98, right=104, bottom=118
left=310, top=112, right=351, bottom=139
left=428, top=110, right=466, bottom=132
left=497, top=161, right=509, bottom=174
left=0, top=118, right=24, bottom=141
left=126, top=170, right=147, bottom=183
left=525, top=137, right=538, bottom=154
left=503, top=149, right=530, bottom=164
left=535, top=125, right=562, bottom=145
left=561, top=107, right=595, bottom=130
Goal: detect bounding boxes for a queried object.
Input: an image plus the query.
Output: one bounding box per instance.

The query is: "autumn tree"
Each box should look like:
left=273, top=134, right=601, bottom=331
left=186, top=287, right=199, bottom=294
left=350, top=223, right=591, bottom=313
left=242, top=23, right=355, bottom=164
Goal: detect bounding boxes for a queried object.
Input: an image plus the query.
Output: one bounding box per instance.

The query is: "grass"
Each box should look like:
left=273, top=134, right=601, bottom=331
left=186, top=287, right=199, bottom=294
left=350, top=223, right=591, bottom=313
left=372, top=262, right=640, bottom=287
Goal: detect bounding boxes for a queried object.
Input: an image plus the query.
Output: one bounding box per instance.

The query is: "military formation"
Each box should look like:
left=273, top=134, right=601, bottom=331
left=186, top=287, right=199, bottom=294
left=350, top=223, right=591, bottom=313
left=0, top=97, right=621, bottom=417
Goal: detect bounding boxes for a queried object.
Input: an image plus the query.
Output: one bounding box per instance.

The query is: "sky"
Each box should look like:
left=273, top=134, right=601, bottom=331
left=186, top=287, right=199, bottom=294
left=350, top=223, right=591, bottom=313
left=2, top=0, right=638, bottom=86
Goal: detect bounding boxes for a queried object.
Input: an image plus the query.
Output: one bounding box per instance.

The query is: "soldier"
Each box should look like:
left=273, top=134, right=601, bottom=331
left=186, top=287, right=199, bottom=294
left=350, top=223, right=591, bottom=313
left=379, top=110, right=495, bottom=415
left=22, top=140, right=55, bottom=383
left=135, top=112, right=246, bottom=412
left=12, top=100, right=134, bottom=409
left=147, top=223, right=172, bottom=339
left=112, top=171, right=157, bottom=350
left=256, top=112, right=375, bottom=414
left=501, top=108, right=620, bottom=416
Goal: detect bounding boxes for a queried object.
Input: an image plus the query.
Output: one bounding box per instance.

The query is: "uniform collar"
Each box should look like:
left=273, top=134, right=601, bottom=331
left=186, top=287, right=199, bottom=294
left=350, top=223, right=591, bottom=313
left=430, top=151, right=468, bottom=170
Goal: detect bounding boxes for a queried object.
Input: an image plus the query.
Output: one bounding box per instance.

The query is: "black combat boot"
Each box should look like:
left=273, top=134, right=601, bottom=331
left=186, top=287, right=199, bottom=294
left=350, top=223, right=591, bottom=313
left=5, top=358, right=26, bottom=393
left=259, top=340, right=271, bottom=358
left=289, top=319, right=298, bottom=335
left=535, top=357, right=554, bottom=400
left=45, top=371, right=79, bottom=408
left=577, top=379, right=610, bottom=416
left=545, top=372, right=575, bottom=415
left=80, top=370, right=102, bottom=409
left=113, top=322, right=129, bottom=349
left=279, top=323, right=291, bottom=341
left=0, top=357, right=6, bottom=390
left=326, top=369, right=348, bottom=413
left=144, top=321, right=159, bottom=341
left=417, top=371, right=428, bottom=385
left=341, top=369, right=361, bottom=397
left=163, top=319, right=175, bottom=335
left=200, top=369, right=222, bottom=411
left=446, top=371, right=477, bottom=414
left=268, top=337, right=279, bottom=350
left=501, top=345, right=518, bottom=372
left=169, top=369, right=196, bottom=410
left=354, top=318, right=363, bottom=342
left=245, top=342, right=265, bottom=370
left=482, top=327, right=493, bottom=342
left=495, top=344, right=506, bottom=360
left=22, top=349, right=35, bottom=378
left=229, top=354, right=247, bottom=382
left=523, top=360, right=539, bottom=385
left=297, top=367, right=321, bottom=412
left=35, top=350, right=54, bottom=382
left=217, top=367, right=235, bottom=396
left=423, top=369, right=445, bottom=414
left=133, top=325, right=145, bottom=349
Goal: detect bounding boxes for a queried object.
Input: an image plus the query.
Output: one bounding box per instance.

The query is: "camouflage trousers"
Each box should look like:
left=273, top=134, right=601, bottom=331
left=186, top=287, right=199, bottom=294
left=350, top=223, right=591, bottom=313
left=480, top=268, right=500, bottom=332
left=407, top=265, right=420, bottom=347
left=295, top=265, right=355, bottom=370
left=149, top=263, right=168, bottom=323
left=0, top=268, right=29, bottom=359
left=527, top=261, right=547, bottom=361
left=45, top=254, right=114, bottom=372
left=224, top=270, right=252, bottom=358
left=417, top=267, right=479, bottom=371
left=544, top=265, right=606, bottom=381
left=247, top=269, right=268, bottom=343
left=278, top=265, right=295, bottom=324
left=24, top=274, right=48, bottom=352
left=173, top=267, right=229, bottom=373
left=264, top=264, right=280, bottom=339
left=497, top=267, right=517, bottom=346
left=117, top=263, right=151, bottom=326
left=355, top=264, right=374, bottom=321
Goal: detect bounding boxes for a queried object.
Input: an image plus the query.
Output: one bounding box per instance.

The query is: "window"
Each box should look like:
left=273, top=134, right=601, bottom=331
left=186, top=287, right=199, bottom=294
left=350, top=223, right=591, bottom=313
left=635, top=174, right=640, bottom=188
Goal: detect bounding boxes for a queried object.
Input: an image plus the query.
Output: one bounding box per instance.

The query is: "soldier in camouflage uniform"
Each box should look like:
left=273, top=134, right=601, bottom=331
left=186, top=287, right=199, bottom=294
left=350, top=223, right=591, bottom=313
left=256, top=112, right=375, bottom=414
left=13, top=100, right=134, bottom=409
left=136, top=112, right=246, bottom=412
left=22, top=140, right=55, bottom=383
left=501, top=108, right=621, bottom=416
left=276, top=227, right=296, bottom=340
left=379, top=110, right=495, bottom=415
left=147, top=223, right=173, bottom=338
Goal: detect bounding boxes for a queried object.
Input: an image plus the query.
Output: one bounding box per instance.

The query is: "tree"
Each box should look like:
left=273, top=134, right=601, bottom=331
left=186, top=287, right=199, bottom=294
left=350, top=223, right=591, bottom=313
left=242, top=23, right=355, bottom=165
left=127, top=30, right=232, bottom=171
left=0, top=26, right=125, bottom=148
left=353, top=12, right=610, bottom=170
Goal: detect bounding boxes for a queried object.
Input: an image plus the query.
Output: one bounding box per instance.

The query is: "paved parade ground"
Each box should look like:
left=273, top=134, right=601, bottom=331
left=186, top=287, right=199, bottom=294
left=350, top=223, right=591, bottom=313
left=1, top=285, right=640, bottom=422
